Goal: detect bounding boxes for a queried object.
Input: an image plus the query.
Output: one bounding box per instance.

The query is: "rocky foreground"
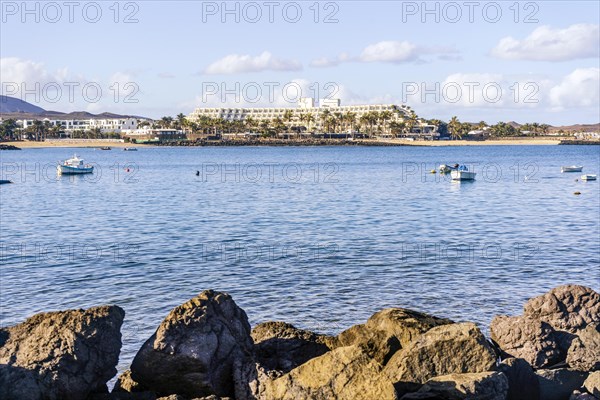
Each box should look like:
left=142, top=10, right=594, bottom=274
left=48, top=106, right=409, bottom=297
left=1, top=285, right=598, bottom=400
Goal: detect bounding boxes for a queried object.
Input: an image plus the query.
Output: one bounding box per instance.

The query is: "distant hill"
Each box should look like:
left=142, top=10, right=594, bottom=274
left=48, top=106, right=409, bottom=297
left=0, top=95, right=45, bottom=114
left=0, top=96, right=149, bottom=120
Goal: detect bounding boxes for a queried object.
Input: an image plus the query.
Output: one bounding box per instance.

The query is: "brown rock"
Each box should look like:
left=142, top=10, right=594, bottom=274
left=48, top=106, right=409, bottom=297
left=337, top=308, right=453, bottom=366
left=498, top=358, right=540, bottom=400
left=584, top=371, right=600, bottom=398
left=364, top=308, right=454, bottom=349
left=264, top=345, right=398, bottom=400
left=251, top=321, right=333, bottom=373
left=490, top=315, right=563, bottom=368
left=385, top=322, right=497, bottom=392
left=0, top=305, right=124, bottom=400
left=567, top=323, right=600, bottom=371
left=415, top=372, right=509, bottom=400
left=113, top=370, right=148, bottom=393
left=536, top=368, right=589, bottom=400
left=524, top=285, right=600, bottom=333
left=130, top=290, right=253, bottom=398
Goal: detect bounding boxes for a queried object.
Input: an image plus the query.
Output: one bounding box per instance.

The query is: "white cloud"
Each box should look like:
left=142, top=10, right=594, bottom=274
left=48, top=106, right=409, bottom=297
left=0, top=57, right=68, bottom=89
left=203, top=51, right=302, bottom=75
left=311, top=41, right=460, bottom=68
left=491, top=24, right=600, bottom=61
left=359, top=41, right=419, bottom=63
left=549, top=68, right=600, bottom=109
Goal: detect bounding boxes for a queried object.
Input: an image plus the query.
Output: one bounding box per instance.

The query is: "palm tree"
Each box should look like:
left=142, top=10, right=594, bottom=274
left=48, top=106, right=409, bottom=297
left=283, top=110, right=294, bottom=132
left=448, top=116, right=462, bottom=140
left=304, top=113, right=315, bottom=134
left=333, top=112, right=344, bottom=133
left=379, top=111, right=393, bottom=135
left=345, top=112, right=357, bottom=137
left=160, top=116, right=173, bottom=129
left=405, top=113, right=419, bottom=135
left=320, top=109, right=332, bottom=133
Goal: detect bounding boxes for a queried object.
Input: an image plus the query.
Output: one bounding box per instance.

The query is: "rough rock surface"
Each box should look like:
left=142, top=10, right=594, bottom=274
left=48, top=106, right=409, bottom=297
left=264, top=345, right=398, bottom=400
left=337, top=308, right=453, bottom=366
left=570, top=391, right=597, bottom=400
left=498, top=358, right=540, bottom=400
left=536, top=368, right=589, bottom=400
left=413, top=372, right=509, bottom=400
left=363, top=308, right=453, bottom=349
left=384, top=322, right=497, bottom=392
left=524, top=285, right=600, bottom=333
left=584, top=371, right=600, bottom=397
left=251, top=321, right=333, bottom=373
left=113, top=369, right=149, bottom=393
left=130, top=290, right=253, bottom=398
left=490, top=315, right=563, bottom=368
left=567, top=323, right=600, bottom=371
left=0, top=305, right=124, bottom=400
left=233, top=360, right=280, bottom=400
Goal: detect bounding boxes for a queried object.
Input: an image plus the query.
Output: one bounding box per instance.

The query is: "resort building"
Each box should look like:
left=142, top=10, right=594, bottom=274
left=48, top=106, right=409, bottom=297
left=16, top=117, right=139, bottom=134
left=187, top=98, right=437, bottom=136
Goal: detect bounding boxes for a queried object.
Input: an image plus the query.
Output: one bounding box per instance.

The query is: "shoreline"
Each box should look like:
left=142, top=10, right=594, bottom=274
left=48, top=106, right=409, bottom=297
left=1, top=285, right=598, bottom=400
left=1, top=137, right=587, bottom=149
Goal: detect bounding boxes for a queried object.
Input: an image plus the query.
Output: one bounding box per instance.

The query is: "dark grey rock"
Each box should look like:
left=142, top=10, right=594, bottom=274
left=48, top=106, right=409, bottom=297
left=0, top=305, right=124, bottom=400
left=130, top=290, right=253, bottom=398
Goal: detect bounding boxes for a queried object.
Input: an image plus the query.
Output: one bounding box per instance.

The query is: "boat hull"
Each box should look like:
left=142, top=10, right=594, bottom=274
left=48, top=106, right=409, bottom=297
left=57, top=165, right=94, bottom=175
left=451, top=170, right=476, bottom=181
left=581, top=174, right=597, bottom=181
left=561, top=166, right=583, bottom=173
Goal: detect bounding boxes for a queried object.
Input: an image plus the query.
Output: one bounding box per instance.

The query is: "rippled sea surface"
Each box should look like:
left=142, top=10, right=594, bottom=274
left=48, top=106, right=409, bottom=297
left=1, top=145, right=599, bottom=373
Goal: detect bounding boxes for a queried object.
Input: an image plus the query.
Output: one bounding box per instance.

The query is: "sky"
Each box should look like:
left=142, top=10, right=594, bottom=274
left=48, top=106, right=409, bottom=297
left=1, top=0, right=599, bottom=125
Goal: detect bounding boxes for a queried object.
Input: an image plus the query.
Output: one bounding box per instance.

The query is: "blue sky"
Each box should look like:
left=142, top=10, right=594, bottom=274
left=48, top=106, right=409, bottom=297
left=1, top=1, right=599, bottom=125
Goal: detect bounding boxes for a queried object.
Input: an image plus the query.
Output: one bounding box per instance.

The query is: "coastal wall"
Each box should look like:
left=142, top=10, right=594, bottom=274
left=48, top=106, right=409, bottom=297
left=0, top=285, right=598, bottom=400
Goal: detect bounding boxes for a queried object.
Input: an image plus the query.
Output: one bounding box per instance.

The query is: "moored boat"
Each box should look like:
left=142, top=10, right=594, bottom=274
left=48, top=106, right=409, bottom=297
left=561, top=166, right=583, bottom=173
left=100, top=146, right=111, bottom=150
left=57, top=155, right=94, bottom=175
left=439, top=163, right=459, bottom=173
left=581, top=174, right=597, bottom=181
left=451, top=165, right=476, bottom=181
left=0, top=179, right=12, bottom=185
left=123, top=147, right=138, bottom=151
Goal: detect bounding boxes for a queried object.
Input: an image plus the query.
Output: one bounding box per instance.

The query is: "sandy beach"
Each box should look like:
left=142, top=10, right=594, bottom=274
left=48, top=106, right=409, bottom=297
left=1, top=137, right=569, bottom=149
left=2, top=140, right=147, bottom=149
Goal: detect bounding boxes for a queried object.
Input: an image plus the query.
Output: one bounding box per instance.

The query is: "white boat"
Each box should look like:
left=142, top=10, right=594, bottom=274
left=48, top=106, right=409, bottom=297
left=561, top=166, right=583, bottom=173
left=581, top=174, right=597, bottom=181
left=451, top=166, right=476, bottom=181
left=123, top=147, right=138, bottom=151
left=57, top=155, right=94, bottom=175
left=439, top=164, right=459, bottom=173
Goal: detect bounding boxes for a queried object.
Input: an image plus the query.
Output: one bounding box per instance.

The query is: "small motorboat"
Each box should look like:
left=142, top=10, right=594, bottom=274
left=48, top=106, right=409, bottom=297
left=561, top=166, right=583, bottom=173
left=451, top=165, right=476, bottom=181
left=581, top=174, right=597, bottom=181
left=123, top=147, right=138, bottom=151
left=57, top=155, right=94, bottom=175
left=100, top=146, right=111, bottom=150
left=439, top=163, right=459, bottom=173
left=0, top=179, right=12, bottom=185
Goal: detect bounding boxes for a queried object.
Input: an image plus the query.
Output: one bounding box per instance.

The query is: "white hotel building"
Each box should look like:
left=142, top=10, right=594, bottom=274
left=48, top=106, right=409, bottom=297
left=188, top=98, right=436, bottom=134
left=16, top=117, right=139, bottom=134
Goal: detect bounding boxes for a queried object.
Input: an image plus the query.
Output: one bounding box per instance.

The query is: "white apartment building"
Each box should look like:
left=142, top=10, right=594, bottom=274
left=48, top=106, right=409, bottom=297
left=16, top=117, right=138, bottom=134
left=187, top=98, right=435, bottom=134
